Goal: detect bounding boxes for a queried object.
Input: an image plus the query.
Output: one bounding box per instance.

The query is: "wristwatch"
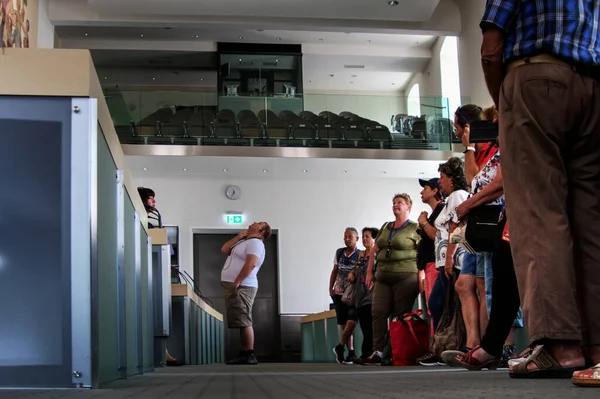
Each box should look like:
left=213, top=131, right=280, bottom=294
left=463, top=146, right=476, bottom=153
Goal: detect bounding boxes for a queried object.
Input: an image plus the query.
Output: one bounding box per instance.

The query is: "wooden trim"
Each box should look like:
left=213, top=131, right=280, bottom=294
left=301, top=309, right=337, bottom=323
left=0, top=48, right=148, bottom=232
left=171, top=284, right=223, bottom=321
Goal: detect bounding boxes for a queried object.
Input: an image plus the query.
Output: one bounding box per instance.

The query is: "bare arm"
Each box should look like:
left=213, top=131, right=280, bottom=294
left=329, top=264, right=338, bottom=296
left=481, top=27, right=506, bottom=108
left=464, top=148, right=480, bottom=186
left=221, top=230, right=247, bottom=254
left=366, top=243, right=379, bottom=276
left=444, top=222, right=459, bottom=278
left=233, top=254, right=260, bottom=287
left=456, top=169, right=504, bottom=220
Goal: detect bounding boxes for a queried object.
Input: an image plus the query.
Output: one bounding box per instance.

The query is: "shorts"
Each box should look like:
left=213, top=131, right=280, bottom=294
left=460, top=252, right=489, bottom=278
left=331, top=294, right=358, bottom=325
left=221, top=281, right=258, bottom=328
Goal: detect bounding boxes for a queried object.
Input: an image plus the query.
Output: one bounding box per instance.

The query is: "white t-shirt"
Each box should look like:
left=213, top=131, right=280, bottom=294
left=434, top=189, right=469, bottom=270
left=220, top=238, right=266, bottom=288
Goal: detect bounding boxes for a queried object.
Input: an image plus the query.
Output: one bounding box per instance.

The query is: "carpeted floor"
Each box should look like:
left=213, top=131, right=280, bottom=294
left=0, top=363, right=596, bottom=399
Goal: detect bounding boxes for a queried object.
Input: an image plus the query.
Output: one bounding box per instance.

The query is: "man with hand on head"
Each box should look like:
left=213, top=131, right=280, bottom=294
left=220, top=221, right=272, bottom=365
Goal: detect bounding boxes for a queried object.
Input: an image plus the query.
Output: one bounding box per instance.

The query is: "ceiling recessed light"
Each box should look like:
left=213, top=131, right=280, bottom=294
left=263, top=169, right=268, bottom=173
left=351, top=74, right=358, bottom=78
left=140, top=34, right=144, bottom=38
left=200, top=78, right=204, bottom=81
left=104, top=76, right=107, bottom=80
left=143, top=167, right=148, bottom=171
left=275, top=59, right=279, bottom=62
left=183, top=168, right=188, bottom=172
left=418, top=172, right=425, bottom=176
left=276, top=37, right=282, bottom=41
left=319, top=38, right=324, bottom=41
left=307, top=80, right=312, bottom=83
left=238, top=36, right=244, bottom=40
left=152, top=77, right=156, bottom=81
left=303, top=169, right=308, bottom=173
left=368, top=40, right=372, bottom=43
left=195, top=35, right=199, bottom=38
left=343, top=170, right=348, bottom=174
left=416, top=41, right=420, bottom=45
left=223, top=168, right=228, bottom=172
left=84, top=33, right=88, bottom=37
left=238, top=58, right=243, bottom=62
left=388, top=0, right=399, bottom=5
left=392, top=83, right=396, bottom=85
left=381, top=171, right=387, bottom=174
left=350, top=81, right=354, bottom=84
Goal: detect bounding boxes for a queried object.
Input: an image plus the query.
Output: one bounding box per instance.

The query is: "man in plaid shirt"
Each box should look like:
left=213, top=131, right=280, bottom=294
left=478, top=0, right=600, bottom=385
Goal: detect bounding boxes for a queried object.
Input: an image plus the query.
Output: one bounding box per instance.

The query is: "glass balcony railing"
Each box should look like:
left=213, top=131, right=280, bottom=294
left=104, top=89, right=458, bottom=151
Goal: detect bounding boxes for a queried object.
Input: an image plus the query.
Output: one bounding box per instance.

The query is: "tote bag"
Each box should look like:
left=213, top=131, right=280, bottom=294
left=389, top=310, right=429, bottom=366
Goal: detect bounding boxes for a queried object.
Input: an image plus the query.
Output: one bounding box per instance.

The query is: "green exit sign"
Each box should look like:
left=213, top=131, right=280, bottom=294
left=225, top=214, right=243, bottom=225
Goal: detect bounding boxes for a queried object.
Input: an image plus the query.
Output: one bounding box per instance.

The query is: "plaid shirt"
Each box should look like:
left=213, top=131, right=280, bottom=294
left=481, top=0, right=600, bottom=66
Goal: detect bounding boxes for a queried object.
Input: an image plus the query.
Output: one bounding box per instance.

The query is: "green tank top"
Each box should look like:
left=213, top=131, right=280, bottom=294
left=375, top=221, right=420, bottom=273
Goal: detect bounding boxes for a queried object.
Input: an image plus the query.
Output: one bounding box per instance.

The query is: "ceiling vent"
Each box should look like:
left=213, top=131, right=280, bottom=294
left=344, top=64, right=365, bottom=69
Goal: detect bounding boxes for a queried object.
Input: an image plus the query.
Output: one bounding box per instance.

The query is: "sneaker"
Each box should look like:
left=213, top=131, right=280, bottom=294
left=418, top=352, right=444, bottom=366
left=355, top=352, right=382, bottom=365
left=226, top=351, right=249, bottom=365
left=499, top=344, right=517, bottom=368
left=333, top=344, right=345, bottom=364
left=246, top=352, right=259, bottom=365
left=344, top=354, right=357, bottom=364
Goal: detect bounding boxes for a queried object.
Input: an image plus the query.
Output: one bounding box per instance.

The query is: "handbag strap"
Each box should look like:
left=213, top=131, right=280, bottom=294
left=404, top=315, right=427, bottom=353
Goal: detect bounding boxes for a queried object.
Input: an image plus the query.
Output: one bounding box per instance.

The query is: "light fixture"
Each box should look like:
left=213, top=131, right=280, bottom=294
left=388, top=0, right=399, bottom=6
left=307, top=80, right=312, bottom=83
left=84, top=33, right=88, bottom=37
left=303, top=169, right=308, bottom=173
left=368, top=40, right=372, bottom=43
left=381, top=171, right=387, bottom=174
left=152, top=77, right=156, bottom=81
left=275, top=59, right=279, bottom=62
left=238, top=36, right=244, bottom=40
left=143, top=167, right=148, bottom=171
left=104, top=76, right=107, bottom=80
left=392, top=83, right=396, bottom=85
left=195, top=35, right=199, bottom=38
left=263, top=169, right=268, bottom=173
left=200, top=78, right=204, bottom=81
left=343, top=170, right=348, bottom=174
left=319, top=38, right=324, bottom=41
left=276, top=37, right=282, bottom=41
left=140, top=34, right=144, bottom=38
left=238, top=58, right=243, bottom=62
left=350, top=81, right=354, bottom=84
left=183, top=168, right=188, bottom=172
left=223, top=168, right=228, bottom=172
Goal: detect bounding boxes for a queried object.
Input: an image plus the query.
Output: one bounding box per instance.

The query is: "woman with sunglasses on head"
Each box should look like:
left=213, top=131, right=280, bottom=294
left=356, top=194, right=422, bottom=365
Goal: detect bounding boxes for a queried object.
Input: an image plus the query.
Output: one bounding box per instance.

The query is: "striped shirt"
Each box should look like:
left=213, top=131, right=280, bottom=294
left=480, top=0, right=600, bottom=66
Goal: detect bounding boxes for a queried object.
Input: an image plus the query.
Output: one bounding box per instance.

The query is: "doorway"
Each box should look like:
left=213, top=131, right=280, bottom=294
left=193, top=232, right=280, bottom=362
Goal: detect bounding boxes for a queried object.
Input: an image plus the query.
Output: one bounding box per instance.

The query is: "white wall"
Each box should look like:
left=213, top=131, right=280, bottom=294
left=405, top=36, right=445, bottom=101
left=134, top=175, right=431, bottom=315
left=303, top=92, right=406, bottom=127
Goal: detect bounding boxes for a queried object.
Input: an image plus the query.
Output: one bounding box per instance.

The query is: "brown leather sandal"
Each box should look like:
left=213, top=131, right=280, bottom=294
left=509, top=345, right=586, bottom=379
left=572, top=364, right=600, bottom=387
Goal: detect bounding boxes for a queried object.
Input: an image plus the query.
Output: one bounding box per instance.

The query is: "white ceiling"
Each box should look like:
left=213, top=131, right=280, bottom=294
left=86, top=0, right=441, bottom=22
left=126, top=156, right=445, bottom=180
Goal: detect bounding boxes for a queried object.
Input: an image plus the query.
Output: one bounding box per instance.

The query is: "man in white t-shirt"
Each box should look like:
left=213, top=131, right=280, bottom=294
left=220, top=221, right=271, bottom=365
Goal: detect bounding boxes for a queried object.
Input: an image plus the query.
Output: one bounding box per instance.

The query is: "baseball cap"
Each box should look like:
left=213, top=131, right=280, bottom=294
left=418, top=177, right=441, bottom=190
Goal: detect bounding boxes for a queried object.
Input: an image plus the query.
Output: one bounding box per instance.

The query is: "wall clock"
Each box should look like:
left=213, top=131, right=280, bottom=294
left=225, top=185, right=242, bottom=200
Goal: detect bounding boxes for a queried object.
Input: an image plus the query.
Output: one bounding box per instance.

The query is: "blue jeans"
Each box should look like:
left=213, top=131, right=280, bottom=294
left=428, top=268, right=459, bottom=331
left=483, top=252, right=524, bottom=329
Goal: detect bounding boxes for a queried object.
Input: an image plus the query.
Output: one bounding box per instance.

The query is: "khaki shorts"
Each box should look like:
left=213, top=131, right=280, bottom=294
left=221, top=281, right=258, bottom=328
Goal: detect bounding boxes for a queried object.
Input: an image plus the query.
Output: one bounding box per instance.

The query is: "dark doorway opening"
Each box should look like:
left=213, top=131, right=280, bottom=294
left=193, top=232, right=280, bottom=363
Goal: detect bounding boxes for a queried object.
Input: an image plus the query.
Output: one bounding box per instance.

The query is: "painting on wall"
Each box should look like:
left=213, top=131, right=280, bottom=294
left=1, top=0, right=30, bottom=48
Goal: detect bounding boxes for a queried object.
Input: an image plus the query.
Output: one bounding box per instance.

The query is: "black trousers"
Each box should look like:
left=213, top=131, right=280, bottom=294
left=357, top=304, right=373, bottom=358
left=480, top=217, right=521, bottom=357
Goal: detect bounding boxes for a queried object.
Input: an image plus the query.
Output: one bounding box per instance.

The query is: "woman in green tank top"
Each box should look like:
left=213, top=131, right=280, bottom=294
left=355, top=193, right=422, bottom=364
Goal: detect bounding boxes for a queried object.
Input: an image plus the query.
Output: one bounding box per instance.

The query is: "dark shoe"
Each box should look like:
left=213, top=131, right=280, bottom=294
left=246, top=353, right=258, bottom=365
left=418, top=352, right=444, bottom=366
left=357, top=352, right=382, bottom=365
left=333, top=344, right=345, bottom=364
left=381, top=358, right=394, bottom=366
left=344, top=354, right=357, bottom=364
left=499, top=344, right=517, bottom=368
left=440, top=347, right=471, bottom=366
left=226, top=352, right=249, bottom=365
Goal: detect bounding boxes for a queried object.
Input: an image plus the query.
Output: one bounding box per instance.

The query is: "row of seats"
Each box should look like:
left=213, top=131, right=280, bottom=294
left=116, top=107, right=439, bottom=150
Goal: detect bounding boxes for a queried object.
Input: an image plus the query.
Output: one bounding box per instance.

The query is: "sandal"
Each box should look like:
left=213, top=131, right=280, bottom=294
left=572, top=364, right=600, bottom=387
left=454, top=346, right=501, bottom=371
left=509, top=345, right=586, bottom=379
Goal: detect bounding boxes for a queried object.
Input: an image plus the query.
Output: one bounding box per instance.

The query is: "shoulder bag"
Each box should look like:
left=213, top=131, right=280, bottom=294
left=465, top=204, right=502, bottom=253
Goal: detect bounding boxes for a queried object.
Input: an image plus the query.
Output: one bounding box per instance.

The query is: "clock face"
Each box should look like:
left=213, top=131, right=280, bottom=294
left=226, top=185, right=242, bottom=200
